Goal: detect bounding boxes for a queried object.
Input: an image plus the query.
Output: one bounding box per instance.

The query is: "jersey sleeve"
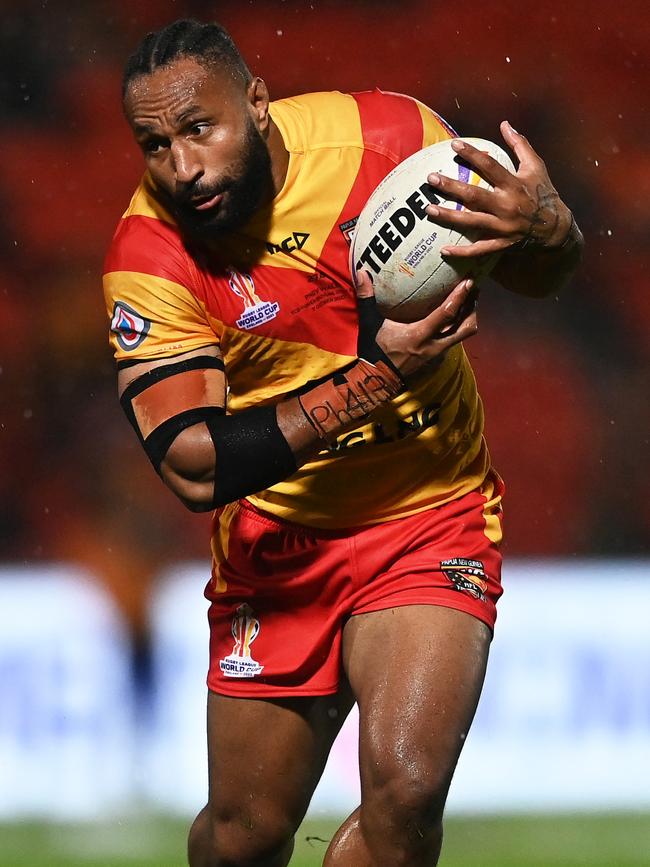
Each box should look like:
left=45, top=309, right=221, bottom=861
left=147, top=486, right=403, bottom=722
left=103, top=198, right=218, bottom=365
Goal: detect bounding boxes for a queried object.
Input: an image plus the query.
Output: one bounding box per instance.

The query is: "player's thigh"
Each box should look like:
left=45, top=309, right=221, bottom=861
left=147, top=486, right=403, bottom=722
left=342, top=605, right=490, bottom=808
left=205, top=684, right=354, bottom=828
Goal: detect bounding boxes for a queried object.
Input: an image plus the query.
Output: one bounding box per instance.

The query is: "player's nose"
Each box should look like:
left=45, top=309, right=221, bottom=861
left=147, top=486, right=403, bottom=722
left=171, top=140, right=203, bottom=185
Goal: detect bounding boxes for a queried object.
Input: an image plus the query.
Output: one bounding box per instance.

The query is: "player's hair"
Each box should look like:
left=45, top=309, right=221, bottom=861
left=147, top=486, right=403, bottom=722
left=122, top=18, right=252, bottom=99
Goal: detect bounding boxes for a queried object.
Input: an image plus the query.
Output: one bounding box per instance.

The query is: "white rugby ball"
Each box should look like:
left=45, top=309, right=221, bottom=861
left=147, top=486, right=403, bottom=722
left=350, top=137, right=516, bottom=322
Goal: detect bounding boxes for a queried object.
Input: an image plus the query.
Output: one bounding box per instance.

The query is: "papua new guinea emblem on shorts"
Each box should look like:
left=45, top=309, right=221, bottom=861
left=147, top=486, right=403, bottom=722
left=219, top=603, right=265, bottom=678
left=441, top=558, right=488, bottom=602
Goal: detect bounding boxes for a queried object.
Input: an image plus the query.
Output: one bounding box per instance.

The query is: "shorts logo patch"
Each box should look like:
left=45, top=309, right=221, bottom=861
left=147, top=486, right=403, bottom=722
left=227, top=269, right=280, bottom=330
left=110, top=301, right=151, bottom=351
left=219, top=603, right=264, bottom=678
left=339, top=216, right=358, bottom=246
left=441, top=557, right=488, bottom=602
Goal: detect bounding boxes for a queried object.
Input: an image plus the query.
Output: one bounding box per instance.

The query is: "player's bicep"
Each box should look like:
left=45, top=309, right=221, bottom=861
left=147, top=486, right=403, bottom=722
left=117, top=346, right=227, bottom=477
left=117, top=345, right=224, bottom=397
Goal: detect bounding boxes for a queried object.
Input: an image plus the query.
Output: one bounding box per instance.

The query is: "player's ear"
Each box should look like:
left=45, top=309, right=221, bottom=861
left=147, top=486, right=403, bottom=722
left=247, top=77, right=270, bottom=131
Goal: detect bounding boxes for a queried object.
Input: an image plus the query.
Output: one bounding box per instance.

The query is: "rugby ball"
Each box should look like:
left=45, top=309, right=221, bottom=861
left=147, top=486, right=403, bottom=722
left=350, top=138, right=516, bottom=322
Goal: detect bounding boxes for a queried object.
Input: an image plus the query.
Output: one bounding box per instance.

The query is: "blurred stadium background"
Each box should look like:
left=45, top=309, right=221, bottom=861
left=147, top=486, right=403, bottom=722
left=1, top=0, right=648, bottom=864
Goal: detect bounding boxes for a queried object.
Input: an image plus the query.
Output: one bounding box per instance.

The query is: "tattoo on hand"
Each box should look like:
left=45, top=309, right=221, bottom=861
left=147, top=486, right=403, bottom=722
left=519, top=184, right=560, bottom=248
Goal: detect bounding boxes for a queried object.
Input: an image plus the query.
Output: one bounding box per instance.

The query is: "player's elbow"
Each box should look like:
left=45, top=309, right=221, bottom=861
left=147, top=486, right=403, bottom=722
left=171, top=478, right=247, bottom=512
left=160, top=426, right=216, bottom=512
left=163, top=470, right=245, bottom=512
left=184, top=500, right=214, bottom=513
left=180, top=485, right=216, bottom=513
left=160, top=467, right=215, bottom=511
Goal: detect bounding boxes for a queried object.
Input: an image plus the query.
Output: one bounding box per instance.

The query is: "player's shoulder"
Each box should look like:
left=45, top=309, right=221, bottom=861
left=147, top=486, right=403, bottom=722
left=270, top=90, right=363, bottom=152
left=104, top=175, right=192, bottom=286
left=270, top=89, right=454, bottom=162
left=352, top=89, right=457, bottom=157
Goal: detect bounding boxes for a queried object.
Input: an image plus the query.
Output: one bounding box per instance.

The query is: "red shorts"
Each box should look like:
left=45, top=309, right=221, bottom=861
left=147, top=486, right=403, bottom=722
left=205, top=476, right=504, bottom=697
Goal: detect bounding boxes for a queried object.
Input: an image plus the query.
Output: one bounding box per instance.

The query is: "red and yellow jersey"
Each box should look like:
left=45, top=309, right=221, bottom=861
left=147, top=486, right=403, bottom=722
left=103, top=89, right=492, bottom=528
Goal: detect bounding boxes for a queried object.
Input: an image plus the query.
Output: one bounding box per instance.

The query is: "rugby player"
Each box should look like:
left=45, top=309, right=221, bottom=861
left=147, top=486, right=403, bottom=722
left=104, top=18, right=583, bottom=866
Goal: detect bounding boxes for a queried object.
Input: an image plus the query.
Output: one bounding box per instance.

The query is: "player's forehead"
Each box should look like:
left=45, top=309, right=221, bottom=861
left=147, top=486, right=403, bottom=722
left=124, top=56, right=240, bottom=128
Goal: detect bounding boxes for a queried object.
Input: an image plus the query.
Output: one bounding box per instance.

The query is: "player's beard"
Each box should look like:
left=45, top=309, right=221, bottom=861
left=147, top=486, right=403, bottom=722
left=172, top=116, right=274, bottom=241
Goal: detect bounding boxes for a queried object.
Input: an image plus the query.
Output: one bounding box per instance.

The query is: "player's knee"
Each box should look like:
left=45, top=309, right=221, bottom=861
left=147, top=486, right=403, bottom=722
left=189, top=804, right=295, bottom=867
left=359, top=775, right=445, bottom=866
left=361, top=759, right=451, bottom=844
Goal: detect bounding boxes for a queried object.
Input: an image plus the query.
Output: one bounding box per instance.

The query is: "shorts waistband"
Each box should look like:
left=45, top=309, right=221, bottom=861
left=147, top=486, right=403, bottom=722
left=236, top=498, right=353, bottom=539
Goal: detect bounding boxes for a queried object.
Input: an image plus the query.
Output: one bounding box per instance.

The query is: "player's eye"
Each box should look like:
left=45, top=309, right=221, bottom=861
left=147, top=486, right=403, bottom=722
left=143, top=138, right=168, bottom=154
left=188, top=122, right=211, bottom=137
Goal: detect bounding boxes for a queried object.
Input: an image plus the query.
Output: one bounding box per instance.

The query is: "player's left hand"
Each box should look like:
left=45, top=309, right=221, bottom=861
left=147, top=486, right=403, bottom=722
left=425, top=121, right=573, bottom=258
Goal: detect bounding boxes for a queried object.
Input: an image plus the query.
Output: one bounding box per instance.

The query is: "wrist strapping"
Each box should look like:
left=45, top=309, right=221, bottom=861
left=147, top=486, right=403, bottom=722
left=356, top=295, right=404, bottom=378
left=298, top=358, right=404, bottom=443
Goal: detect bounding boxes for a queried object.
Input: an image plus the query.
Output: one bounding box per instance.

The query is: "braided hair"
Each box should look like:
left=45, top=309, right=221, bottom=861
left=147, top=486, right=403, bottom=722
left=122, top=19, right=252, bottom=99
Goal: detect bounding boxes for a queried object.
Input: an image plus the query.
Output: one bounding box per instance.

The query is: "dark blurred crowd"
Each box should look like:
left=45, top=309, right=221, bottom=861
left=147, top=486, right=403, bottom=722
left=1, top=0, right=648, bottom=629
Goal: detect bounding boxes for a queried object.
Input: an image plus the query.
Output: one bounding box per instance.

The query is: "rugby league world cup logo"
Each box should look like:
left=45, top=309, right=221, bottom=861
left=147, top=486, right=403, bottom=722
left=219, top=603, right=265, bottom=678
left=227, top=268, right=279, bottom=331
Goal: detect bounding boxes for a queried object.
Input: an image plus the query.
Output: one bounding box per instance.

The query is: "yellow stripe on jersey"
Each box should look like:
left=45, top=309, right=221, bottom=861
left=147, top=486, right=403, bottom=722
left=122, top=174, right=175, bottom=224
left=217, top=325, right=356, bottom=411
left=416, top=99, right=456, bottom=148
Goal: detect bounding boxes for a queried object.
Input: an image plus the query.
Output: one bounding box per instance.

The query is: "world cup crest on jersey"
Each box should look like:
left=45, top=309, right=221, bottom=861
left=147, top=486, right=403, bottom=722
left=227, top=269, right=280, bottom=331
left=219, top=603, right=265, bottom=678
left=110, top=301, right=151, bottom=351
left=441, top=558, right=488, bottom=602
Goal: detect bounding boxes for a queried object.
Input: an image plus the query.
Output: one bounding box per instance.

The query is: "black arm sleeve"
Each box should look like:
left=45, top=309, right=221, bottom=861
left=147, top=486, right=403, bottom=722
left=206, top=405, right=297, bottom=508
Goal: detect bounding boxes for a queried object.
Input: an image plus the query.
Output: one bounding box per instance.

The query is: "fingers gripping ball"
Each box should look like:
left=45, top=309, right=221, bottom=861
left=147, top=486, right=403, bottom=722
left=350, top=138, right=515, bottom=322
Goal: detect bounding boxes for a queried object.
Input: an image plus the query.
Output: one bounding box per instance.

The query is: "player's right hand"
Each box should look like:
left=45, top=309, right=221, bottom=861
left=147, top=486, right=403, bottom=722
left=354, top=270, right=479, bottom=377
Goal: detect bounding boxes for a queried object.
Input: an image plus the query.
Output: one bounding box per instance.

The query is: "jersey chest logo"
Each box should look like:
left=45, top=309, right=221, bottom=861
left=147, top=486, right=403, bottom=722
left=227, top=268, right=280, bottom=331
left=266, top=231, right=310, bottom=255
